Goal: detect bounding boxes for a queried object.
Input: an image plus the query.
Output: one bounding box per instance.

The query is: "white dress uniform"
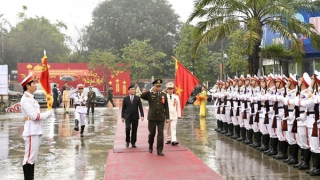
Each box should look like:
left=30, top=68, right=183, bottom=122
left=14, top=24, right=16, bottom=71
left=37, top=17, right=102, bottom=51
left=244, top=86, right=252, bottom=130
left=312, top=88, right=320, bottom=153
left=238, top=85, right=246, bottom=127
left=231, top=86, right=239, bottom=126
left=165, top=93, right=181, bottom=143
left=266, top=86, right=277, bottom=138
left=251, top=86, right=260, bottom=133
left=258, top=88, right=268, bottom=135
left=275, top=87, right=286, bottom=142
left=68, top=89, right=88, bottom=126
left=284, top=88, right=298, bottom=145
left=22, top=91, right=53, bottom=165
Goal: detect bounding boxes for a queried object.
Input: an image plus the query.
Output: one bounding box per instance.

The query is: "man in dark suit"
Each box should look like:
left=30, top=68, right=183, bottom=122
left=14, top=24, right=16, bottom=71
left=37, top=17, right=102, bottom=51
left=86, top=86, right=96, bottom=115
left=52, top=84, right=59, bottom=109
left=121, top=85, right=144, bottom=148
left=140, top=79, right=169, bottom=156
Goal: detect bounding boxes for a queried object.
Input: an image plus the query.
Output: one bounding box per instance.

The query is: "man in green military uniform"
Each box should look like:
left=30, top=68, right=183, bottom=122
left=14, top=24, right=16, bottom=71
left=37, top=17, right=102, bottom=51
left=140, top=79, right=170, bottom=156
left=86, top=86, right=96, bottom=115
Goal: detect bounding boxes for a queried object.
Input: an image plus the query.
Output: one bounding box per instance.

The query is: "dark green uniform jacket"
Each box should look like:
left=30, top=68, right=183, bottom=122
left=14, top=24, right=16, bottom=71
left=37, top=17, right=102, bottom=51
left=140, top=91, right=170, bottom=121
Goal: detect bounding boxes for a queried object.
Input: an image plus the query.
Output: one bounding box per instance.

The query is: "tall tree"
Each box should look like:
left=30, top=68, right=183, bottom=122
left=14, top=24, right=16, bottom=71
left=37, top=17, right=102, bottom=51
left=86, top=0, right=180, bottom=58
left=1, top=16, right=70, bottom=71
left=188, top=0, right=320, bottom=74
left=226, top=29, right=249, bottom=75
left=121, top=39, right=166, bottom=83
left=88, top=49, right=121, bottom=95
left=173, top=23, right=220, bottom=82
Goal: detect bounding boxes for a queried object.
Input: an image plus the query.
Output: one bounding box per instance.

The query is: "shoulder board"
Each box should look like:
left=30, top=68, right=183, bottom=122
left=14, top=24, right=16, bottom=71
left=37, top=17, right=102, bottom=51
left=25, top=94, right=30, bottom=98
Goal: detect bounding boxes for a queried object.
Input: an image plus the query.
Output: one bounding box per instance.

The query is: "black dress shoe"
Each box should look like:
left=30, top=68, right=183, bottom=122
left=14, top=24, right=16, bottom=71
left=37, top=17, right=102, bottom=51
left=126, top=142, right=129, bottom=147
left=166, top=141, right=171, bottom=144
left=149, top=147, right=153, bottom=153
left=157, top=152, right=164, bottom=156
left=172, top=141, right=179, bottom=146
left=132, top=144, right=137, bottom=148
left=86, top=113, right=89, bottom=115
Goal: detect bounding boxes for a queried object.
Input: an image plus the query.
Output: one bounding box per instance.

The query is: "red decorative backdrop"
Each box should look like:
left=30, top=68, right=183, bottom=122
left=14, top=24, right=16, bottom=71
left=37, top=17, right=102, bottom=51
left=17, top=63, right=131, bottom=96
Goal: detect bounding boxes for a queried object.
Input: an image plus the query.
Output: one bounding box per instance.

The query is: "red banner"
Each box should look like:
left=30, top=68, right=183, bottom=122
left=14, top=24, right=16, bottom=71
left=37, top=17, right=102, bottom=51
left=39, top=54, right=53, bottom=109
left=18, top=63, right=130, bottom=96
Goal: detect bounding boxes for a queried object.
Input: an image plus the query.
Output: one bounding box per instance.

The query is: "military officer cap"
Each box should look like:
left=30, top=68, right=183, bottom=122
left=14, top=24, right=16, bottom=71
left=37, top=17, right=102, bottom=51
left=313, top=71, right=320, bottom=84
left=301, top=72, right=311, bottom=87
left=289, top=73, right=298, bottom=85
left=20, top=72, right=36, bottom=87
left=152, top=79, right=163, bottom=86
left=77, top=84, right=84, bottom=89
left=165, top=82, right=174, bottom=88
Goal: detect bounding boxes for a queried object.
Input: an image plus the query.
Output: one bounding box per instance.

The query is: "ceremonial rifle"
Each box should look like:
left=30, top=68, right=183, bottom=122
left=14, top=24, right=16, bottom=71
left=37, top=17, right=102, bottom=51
left=243, top=86, right=248, bottom=119
left=249, top=88, right=254, bottom=125
left=236, top=87, right=240, bottom=116
left=222, top=95, right=227, bottom=114
left=312, top=87, right=319, bottom=137
left=291, top=87, right=300, bottom=133
left=282, top=88, right=288, bottom=131
left=254, top=86, right=262, bottom=123
left=230, top=89, right=234, bottom=116
left=264, top=99, right=270, bottom=124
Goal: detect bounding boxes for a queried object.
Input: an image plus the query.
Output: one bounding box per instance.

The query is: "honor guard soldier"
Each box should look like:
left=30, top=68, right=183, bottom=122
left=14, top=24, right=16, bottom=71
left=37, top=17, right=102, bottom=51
left=282, top=74, right=299, bottom=165
left=264, top=73, right=278, bottom=156
left=293, top=73, right=313, bottom=170
left=273, top=75, right=289, bottom=160
left=214, top=80, right=222, bottom=132
left=68, top=84, right=88, bottom=137
left=257, top=76, right=270, bottom=151
left=219, top=81, right=228, bottom=134
left=310, top=70, right=320, bottom=176
left=140, top=79, right=170, bottom=156
left=237, top=75, right=247, bottom=141
left=249, top=75, right=262, bottom=147
left=231, top=76, right=241, bottom=139
left=165, top=82, right=181, bottom=146
left=21, top=73, right=53, bottom=180
left=225, top=77, right=234, bottom=137
left=243, top=75, right=253, bottom=144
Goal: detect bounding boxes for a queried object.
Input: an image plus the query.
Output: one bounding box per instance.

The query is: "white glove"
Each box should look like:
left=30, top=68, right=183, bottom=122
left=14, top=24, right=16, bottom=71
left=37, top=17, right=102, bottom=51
left=268, top=110, right=274, bottom=114
left=296, top=117, right=303, bottom=121
left=250, top=113, right=256, bottom=116
left=282, top=117, right=288, bottom=121
left=150, top=86, right=155, bottom=93
left=258, top=110, right=263, bottom=113
left=46, top=109, right=54, bottom=118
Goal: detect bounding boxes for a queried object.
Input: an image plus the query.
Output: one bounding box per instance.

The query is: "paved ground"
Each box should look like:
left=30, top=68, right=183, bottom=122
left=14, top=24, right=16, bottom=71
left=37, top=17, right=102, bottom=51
left=0, top=99, right=319, bottom=179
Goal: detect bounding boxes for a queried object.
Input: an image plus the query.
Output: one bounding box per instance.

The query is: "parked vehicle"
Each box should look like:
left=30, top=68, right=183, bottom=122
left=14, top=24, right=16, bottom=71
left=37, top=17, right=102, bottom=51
left=83, top=87, right=106, bottom=107
left=207, top=85, right=217, bottom=102
left=33, top=84, right=48, bottom=106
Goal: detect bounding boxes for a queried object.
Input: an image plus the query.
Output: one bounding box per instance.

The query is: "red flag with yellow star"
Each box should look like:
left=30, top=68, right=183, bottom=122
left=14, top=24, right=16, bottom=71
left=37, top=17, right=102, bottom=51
left=39, top=50, right=53, bottom=110
left=173, top=56, right=200, bottom=115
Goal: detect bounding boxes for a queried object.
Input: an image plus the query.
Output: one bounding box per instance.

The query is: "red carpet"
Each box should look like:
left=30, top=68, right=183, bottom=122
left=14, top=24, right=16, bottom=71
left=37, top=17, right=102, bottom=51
left=105, top=107, right=224, bottom=180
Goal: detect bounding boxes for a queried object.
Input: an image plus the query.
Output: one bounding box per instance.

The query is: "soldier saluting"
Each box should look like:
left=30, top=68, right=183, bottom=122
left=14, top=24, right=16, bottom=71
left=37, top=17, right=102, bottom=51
left=140, top=79, right=170, bottom=156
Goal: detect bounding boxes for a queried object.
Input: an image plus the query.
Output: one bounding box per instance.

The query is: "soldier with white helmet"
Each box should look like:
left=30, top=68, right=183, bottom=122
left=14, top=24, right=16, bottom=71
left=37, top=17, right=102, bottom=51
left=292, top=73, right=313, bottom=170
left=165, top=82, right=181, bottom=146
left=282, top=73, right=299, bottom=165
left=68, top=84, right=88, bottom=137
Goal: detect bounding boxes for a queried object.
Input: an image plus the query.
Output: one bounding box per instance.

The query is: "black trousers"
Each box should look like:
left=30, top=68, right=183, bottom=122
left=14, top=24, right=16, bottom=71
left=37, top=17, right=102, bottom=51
left=125, top=118, right=139, bottom=143
left=53, top=97, right=58, bottom=108
left=106, top=98, right=115, bottom=107
left=87, top=103, right=94, bottom=114
left=148, top=120, right=164, bottom=152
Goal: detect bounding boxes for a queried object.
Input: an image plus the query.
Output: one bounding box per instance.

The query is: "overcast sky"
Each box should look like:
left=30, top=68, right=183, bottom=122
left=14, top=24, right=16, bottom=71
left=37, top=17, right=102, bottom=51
left=0, top=0, right=196, bottom=40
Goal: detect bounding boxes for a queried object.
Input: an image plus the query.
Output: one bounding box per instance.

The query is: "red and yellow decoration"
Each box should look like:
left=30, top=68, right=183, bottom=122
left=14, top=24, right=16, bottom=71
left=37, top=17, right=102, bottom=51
left=194, top=94, right=208, bottom=106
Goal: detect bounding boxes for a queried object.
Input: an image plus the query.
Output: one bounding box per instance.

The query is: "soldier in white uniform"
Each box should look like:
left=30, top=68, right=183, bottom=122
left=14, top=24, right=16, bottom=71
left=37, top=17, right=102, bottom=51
left=237, top=75, right=247, bottom=141
left=282, top=74, right=299, bottom=165
left=273, top=75, right=288, bottom=160
left=165, top=82, right=181, bottom=146
left=264, top=73, right=278, bottom=156
left=231, top=76, right=241, bottom=139
left=21, top=73, right=53, bottom=180
left=68, top=84, right=88, bottom=137
left=249, top=75, right=261, bottom=147
left=310, top=71, right=320, bottom=176
left=293, top=73, right=313, bottom=170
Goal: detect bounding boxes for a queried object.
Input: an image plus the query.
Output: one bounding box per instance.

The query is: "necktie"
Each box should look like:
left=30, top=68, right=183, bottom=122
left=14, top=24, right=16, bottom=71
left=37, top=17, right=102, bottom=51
left=170, top=95, right=172, bottom=99
left=130, top=96, right=133, bottom=104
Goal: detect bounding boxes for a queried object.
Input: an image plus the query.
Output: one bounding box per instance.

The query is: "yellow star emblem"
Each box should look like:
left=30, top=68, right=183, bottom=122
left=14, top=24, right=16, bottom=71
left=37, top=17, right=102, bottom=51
left=175, top=84, right=183, bottom=96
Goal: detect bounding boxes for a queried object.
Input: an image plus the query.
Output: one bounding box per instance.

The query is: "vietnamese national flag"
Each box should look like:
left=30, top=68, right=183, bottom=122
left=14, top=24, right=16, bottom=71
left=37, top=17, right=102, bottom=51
left=39, top=50, right=53, bottom=110
left=173, top=56, right=200, bottom=116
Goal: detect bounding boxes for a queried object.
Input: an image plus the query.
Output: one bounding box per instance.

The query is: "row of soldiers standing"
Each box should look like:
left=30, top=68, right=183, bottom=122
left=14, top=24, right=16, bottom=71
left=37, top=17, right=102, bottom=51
left=213, top=72, right=320, bottom=176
